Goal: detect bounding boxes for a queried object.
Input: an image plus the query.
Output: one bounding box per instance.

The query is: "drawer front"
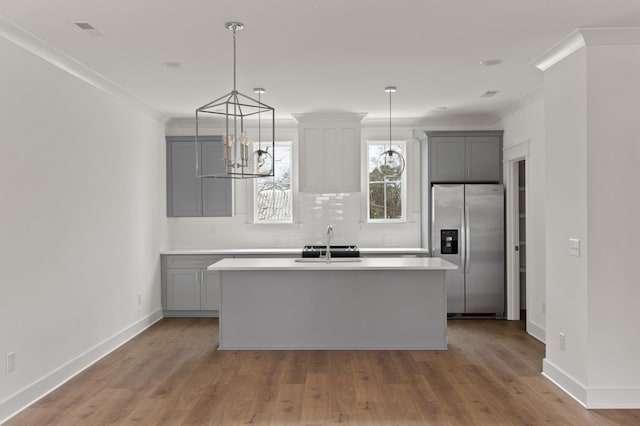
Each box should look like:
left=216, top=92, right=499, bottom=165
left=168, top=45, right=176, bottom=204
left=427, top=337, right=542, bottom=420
left=164, top=255, right=224, bottom=269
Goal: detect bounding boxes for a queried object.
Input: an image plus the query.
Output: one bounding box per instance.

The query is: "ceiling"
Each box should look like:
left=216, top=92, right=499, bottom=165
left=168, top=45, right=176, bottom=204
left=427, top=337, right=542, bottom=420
left=1, top=0, right=640, bottom=122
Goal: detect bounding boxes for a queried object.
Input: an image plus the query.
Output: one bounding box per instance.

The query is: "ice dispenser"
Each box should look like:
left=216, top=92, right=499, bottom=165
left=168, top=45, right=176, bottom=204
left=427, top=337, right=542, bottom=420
left=440, top=229, right=458, bottom=254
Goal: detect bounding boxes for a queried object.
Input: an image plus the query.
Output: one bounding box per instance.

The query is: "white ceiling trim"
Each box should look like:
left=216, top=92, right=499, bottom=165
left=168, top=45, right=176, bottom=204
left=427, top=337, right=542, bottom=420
left=580, top=27, right=640, bottom=45
left=0, top=14, right=164, bottom=121
left=493, top=85, right=544, bottom=123
left=531, top=30, right=585, bottom=71
left=531, top=27, right=640, bottom=71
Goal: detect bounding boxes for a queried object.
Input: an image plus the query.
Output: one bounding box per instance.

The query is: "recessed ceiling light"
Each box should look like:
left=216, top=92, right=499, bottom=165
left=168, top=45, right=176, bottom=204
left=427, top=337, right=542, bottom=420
left=480, top=59, right=502, bottom=66
left=74, top=22, right=94, bottom=30
left=162, top=62, right=186, bottom=70
left=481, top=90, right=500, bottom=98
left=432, top=106, right=448, bottom=111
left=73, top=21, right=102, bottom=36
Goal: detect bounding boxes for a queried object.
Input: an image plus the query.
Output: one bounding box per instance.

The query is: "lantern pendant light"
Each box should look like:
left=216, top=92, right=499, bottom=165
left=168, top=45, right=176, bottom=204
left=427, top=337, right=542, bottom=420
left=377, top=86, right=405, bottom=178
left=195, top=22, right=275, bottom=179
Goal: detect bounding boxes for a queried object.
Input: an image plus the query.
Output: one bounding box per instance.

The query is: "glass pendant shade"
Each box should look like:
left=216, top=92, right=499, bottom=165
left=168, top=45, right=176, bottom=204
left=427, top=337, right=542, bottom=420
left=251, top=87, right=273, bottom=176
left=253, top=148, right=273, bottom=175
left=378, top=148, right=405, bottom=178
left=377, top=86, right=405, bottom=178
left=195, top=22, right=275, bottom=179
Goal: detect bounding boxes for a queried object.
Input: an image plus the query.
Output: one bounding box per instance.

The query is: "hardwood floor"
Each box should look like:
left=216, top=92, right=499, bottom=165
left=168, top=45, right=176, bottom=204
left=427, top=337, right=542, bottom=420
left=7, top=318, right=640, bottom=425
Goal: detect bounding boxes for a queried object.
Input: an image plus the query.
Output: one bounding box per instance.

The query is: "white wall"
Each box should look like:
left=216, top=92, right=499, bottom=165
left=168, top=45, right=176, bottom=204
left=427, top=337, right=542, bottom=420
left=586, top=44, right=640, bottom=397
left=541, top=32, right=640, bottom=408
left=0, top=35, right=165, bottom=421
left=499, top=92, right=547, bottom=341
left=543, top=47, right=590, bottom=392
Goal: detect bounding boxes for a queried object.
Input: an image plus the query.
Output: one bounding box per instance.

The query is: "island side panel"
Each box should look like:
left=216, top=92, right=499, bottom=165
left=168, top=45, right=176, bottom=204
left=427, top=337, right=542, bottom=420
left=219, top=269, right=446, bottom=349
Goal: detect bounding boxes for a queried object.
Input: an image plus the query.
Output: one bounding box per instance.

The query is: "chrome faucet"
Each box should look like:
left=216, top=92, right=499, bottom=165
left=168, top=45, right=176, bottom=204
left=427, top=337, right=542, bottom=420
left=325, top=225, right=334, bottom=262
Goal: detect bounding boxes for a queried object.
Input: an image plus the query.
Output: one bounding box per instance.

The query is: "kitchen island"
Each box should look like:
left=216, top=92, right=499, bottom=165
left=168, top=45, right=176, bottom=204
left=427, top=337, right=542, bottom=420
left=208, top=257, right=457, bottom=350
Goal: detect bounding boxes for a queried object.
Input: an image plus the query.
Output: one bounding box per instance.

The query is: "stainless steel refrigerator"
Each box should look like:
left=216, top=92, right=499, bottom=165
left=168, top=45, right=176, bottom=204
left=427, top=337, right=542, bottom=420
left=431, top=184, right=504, bottom=315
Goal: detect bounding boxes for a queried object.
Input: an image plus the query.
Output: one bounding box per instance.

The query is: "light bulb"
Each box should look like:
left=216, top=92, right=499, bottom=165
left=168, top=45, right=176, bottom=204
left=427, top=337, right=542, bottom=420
left=378, top=149, right=405, bottom=178
left=253, top=149, right=273, bottom=175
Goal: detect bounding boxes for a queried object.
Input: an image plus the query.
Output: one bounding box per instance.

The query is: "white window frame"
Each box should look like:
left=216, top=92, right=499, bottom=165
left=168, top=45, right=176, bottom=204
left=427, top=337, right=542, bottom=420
left=253, top=141, right=293, bottom=224
left=366, top=140, right=407, bottom=223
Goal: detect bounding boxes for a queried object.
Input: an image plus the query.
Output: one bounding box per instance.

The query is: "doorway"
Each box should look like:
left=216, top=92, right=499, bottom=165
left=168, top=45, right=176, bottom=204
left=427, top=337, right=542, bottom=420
left=517, top=160, right=527, bottom=319
left=503, top=141, right=530, bottom=321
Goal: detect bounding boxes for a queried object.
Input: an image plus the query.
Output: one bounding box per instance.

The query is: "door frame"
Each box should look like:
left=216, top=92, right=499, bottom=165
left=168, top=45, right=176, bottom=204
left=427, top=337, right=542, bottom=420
left=503, top=141, right=530, bottom=320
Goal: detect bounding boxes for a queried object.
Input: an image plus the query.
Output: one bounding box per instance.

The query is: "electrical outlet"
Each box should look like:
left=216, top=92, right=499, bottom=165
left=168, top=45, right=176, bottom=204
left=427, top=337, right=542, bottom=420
left=210, top=225, right=217, bottom=234
left=559, top=333, right=566, bottom=351
left=137, top=293, right=142, bottom=306
left=569, top=238, right=580, bottom=257
left=6, top=352, right=15, bottom=373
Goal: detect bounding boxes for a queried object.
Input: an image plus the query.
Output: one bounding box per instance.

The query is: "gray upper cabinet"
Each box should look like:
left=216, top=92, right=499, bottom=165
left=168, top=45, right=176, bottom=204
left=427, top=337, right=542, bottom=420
left=428, top=131, right=503, bottom=183
left=430, top=136, right=466, bottom=182
left=166, top=136, right=232, bottom=217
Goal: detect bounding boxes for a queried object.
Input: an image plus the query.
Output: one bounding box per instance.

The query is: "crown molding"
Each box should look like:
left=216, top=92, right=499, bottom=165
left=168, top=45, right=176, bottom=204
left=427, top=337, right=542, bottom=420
left=531, top=27, right=640, bottom=71
left=579, top=27, right=640, bottom=45
left=0, top=15, right=165, bottom=121
left=492, top=85, right=544, bottom=123
left=531, top=30, right=585, bottom=71
left=166, top=116, right=300, bottom=131
left=291, top=112, right=367, bottom=124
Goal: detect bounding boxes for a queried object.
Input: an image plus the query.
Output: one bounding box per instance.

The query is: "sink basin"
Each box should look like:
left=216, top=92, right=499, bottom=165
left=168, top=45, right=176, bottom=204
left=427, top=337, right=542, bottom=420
left=294, top=258, right=362, bottom=263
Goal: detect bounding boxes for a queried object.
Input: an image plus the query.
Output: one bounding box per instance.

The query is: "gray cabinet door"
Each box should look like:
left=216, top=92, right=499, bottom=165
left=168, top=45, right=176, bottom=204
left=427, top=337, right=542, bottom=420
left=428, top=132, right=503, bottom=183
left=166, top=268, right=201, bottom=310
left=201, top=270, right=221, bottom=310
left=168, top=140, right=202, bottom=216
left=201, top=140, right=232, bottom=217
left=430, top=136, right=466, bottom=182
left=166, top=136, right=232, bottom=217
left=466, top=136, right=501, bottom=182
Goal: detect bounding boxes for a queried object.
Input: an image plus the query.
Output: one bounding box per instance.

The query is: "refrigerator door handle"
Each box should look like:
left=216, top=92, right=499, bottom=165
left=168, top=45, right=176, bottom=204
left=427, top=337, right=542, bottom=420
left=465, top=205, right=471, bottom=274
left=460, top=206, right=466, bottom=271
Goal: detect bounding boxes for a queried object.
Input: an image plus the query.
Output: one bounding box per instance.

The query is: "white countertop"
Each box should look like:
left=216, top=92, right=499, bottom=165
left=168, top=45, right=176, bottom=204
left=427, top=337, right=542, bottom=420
left=161, top=247, right=430, bottom=255
left=208, top=257, right=456, bottom=271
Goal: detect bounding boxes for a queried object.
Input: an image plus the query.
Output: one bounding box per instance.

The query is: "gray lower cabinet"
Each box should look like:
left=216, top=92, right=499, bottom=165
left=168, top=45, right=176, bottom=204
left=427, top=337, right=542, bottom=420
left=162, top=255, right=223, bottom=317
left=428, top=131, right=503, bottom=183
left=166, top=136, right=232, bottom=217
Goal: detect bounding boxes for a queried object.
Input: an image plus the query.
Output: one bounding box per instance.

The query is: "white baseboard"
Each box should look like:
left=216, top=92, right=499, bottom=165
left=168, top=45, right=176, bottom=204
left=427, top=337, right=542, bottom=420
left=527, top=320, right=546, bottom=343
left=543, top=358, right=640, bottom=408
left=542, top=358, right=588, bottom=406
left=585, top=387, right=640, bottom=409
left=0, top=309, right=163, bottom=424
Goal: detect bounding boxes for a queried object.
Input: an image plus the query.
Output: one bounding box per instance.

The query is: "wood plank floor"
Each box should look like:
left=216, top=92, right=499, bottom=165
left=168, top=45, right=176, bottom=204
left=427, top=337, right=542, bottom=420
left=7, top=318, right=640, bottom=425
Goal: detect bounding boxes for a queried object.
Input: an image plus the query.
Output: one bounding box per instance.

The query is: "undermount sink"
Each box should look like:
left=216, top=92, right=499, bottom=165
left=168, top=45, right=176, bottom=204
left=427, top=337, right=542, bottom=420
left=294, top=258, right=363, bottom=263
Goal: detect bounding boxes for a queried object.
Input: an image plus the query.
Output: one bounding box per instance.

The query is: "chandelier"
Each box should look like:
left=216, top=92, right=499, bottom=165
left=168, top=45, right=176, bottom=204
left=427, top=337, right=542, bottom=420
left=377, top=86, right=405, bottom=178
left=195, top=22, right=275, bottom=179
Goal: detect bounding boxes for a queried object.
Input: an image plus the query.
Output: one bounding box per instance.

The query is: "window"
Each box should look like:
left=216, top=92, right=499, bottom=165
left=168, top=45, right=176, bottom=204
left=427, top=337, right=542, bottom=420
left=367, top=141, right=406, bottom=222
left=253, top=142, right=292, bottom=223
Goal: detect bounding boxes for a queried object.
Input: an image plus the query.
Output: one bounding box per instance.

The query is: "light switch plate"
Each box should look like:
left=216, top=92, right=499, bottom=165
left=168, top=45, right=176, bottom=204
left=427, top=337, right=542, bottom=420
left=6, top=352, right=15, bottom=373
left=569, top=238, right=580, bottom=257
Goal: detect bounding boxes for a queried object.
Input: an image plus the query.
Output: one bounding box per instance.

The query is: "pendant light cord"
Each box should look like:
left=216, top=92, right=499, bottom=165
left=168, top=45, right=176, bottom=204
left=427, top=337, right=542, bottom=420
left=258, top=91, right=262, bottom=151
left=232, top=25, right=237, bottom=93
left=389, top=89, right=392, bottom=153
